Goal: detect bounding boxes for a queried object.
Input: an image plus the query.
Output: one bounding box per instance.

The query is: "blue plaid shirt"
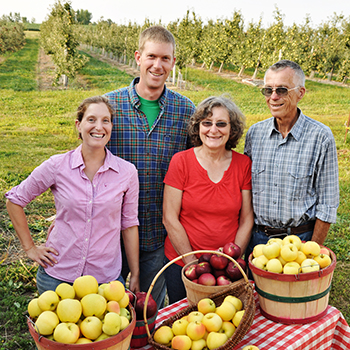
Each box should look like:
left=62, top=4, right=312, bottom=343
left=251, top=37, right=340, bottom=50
left=244, top=109, right=339, bottom=227
left=105, top=78, right=195, bottom=251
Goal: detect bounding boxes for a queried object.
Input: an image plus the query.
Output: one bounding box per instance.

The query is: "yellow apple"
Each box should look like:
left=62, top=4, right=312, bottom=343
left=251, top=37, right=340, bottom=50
left=301, top=258, right=320, bottom=273
left=73, top=275, right=99, bottom=299
left=206, top=331, right=228, bottom=349
left=224, top=295, right=242, bottom=311
left=220, top=321, right=236, bottom=338
left=154, top=326, right=174, bottom=346
left=280, top=243, right=298, bottom=262
left=106, top=300, right=121, bottom=314
left=56, top=298, right=82, bottom=323
left=186, top=321, right=206, bottom=341
left=28, top=298, right=42, bottom=319
left=53, top=322, right=80, bottom=344
left=172, top=335, right=192, bottom=350
left=215, top=301, right=236, bottom=321
left=242, top=345, right=260, bottom=350
left=266, top=258, right=283, bottom=273
left=232, top=310, right=245, bottom=327
left=120, top=315, right=130, bottom=331
left=282, top=235, right=302, bottom=250
left=35, top=310, right=59, bottom=335
left=302, top=241, right=321, bottom=257
left=102, top=312, right=121, bottom=336
left=197, top=298, right=216, bottom=314
left=55, top=283, right=75, bottom=299
left=98, top=283, right=109, bottom=298
left=295, top=250, right=307, bottom=265
left=75, top=337, right=93, bottom=344
left=267, top=238, right=283, bottom=247
left=262, top=242, right=280, bottom=259
left=252, top=244, right=265, bottom=258
left=202, top=313, right=223, bottom=332
left=277, top=255, right=287, bottom=266
left=314, top=254, right=332, bottom=269
left=104, top=280, right=125, bottom=302
left=283, top=261, right=301, bottom=275
left=172, top=319, right=189, bottom=335
left=80, top=315, right=103, bottom=340
left=95, top=333, right=111, bottom=341
left=191, top=338, right=206, bottom=350
left=81, top=293, right=107, bottom=318
left=252, top=255, right=268, bottom=270
left=187, top=311, right=204, bottom=323
left=118, top=292, right=129, bottom=308
left=37, top=290, right=59, bottom=311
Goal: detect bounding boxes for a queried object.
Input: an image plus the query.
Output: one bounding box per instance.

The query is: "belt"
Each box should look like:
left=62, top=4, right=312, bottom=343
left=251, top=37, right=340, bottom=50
left=256, top=221, right=315, bottom=237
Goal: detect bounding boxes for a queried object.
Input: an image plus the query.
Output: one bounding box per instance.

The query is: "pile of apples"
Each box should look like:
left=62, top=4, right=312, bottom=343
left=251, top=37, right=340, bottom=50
left=27, top=275, right=135, bottom=344
left=184, top=242, right=246, bottom=286
left=153, top=295, right=245, bottom=350
left=251, top=235, right=332, bottom=274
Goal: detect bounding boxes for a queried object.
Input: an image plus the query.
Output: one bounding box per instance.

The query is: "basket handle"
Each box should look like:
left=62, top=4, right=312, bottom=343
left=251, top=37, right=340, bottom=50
left=143, top=249, right=249, bottom=338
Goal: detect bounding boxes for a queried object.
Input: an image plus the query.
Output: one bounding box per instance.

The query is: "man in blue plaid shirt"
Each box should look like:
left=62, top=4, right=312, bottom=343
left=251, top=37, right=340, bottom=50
left=244, top=60, right=339, bottom=269
left=105, top=26, right=195, bottom=308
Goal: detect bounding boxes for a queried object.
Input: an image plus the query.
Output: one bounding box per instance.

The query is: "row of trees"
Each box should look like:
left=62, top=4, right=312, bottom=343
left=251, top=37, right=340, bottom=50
left=0, top=15, right=25, bottom=54
left=77, top=8, right=350, bottom=82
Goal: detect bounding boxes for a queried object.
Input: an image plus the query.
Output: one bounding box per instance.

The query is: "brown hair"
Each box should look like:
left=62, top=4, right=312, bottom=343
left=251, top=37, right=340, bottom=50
left=188, top=95, right=246, bottom=150
left=139, top=25, right=175, bottom=56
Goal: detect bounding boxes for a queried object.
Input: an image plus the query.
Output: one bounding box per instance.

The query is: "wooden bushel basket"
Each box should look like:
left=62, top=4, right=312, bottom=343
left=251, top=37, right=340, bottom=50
left=143, top=250, right=255, bottom=350
left=249, top=246, right=336, bottom=324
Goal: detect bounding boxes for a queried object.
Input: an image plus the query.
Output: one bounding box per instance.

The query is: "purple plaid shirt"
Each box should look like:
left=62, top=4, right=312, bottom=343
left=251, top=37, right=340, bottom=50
left=105, top=78, right=195, bottom=251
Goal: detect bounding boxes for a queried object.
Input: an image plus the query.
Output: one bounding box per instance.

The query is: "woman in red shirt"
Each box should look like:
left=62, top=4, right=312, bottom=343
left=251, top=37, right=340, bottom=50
left=162, top=95, right=254, bottom=303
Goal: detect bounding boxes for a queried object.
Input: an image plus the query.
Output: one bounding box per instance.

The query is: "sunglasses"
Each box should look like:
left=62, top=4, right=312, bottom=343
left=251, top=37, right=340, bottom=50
left=200, top=121, right=230, bottom=128
left=261, top=86, right=300, bottom=97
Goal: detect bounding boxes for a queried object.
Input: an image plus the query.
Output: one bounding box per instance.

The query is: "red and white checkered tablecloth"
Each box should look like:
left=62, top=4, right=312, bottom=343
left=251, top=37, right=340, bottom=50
left=135, top=289, right=350, bottom=350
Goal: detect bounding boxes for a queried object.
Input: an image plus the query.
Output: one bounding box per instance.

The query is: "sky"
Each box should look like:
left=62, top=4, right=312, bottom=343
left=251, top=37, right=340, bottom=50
left=1, top=0, right=349, bottom=28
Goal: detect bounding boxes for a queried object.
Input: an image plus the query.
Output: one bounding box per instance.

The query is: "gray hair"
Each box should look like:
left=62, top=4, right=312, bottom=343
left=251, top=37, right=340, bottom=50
left=264, top=60, right=305, bottom=87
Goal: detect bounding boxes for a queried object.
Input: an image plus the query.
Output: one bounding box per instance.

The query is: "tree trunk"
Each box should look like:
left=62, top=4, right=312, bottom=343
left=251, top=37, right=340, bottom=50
left=218, top=62, right=224, bottom=73
left=238, top=65, right=245, bottom=77
left=209, top=62, right=214, bottom=70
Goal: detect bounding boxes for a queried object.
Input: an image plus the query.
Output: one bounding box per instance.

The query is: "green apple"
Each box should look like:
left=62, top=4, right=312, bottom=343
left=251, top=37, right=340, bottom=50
left=120, top=315, right=130, bottom=330
left=81, top=293, right=107, bottom=318
left=301, top=258, right=320, bottom=273
left=232, top=310, right=245, bottom=327
left=197, top=298, right=216, bottom=314
left=215, top=301, right=236, bottom=321
left=154, top=325, right=174, bottom=346
left=187, top=311, right=204, bottom=323
left=266, top=258, right=283, bottom=273
left=224, top=295, right=242, bottom=311
left=202, top=313, right=223, bottom=332
left=27, top=298, right=42, bottom=319
left=80, top=315, right=103, bottom=340
left=186, top=321, right=206, bottom=341
left=102, top=312, right=121, bottom=336
left=282, top=235, right=302, bottom=250
left=206, top=331, right=228, bottom=349
left=56, top=298, right=82, bottom=323
left=55, top=283, right=75, bottom=299
left=73, top=275, right=99, bottom=299
left=37, top=290, right=59, bottom=311
left=171, top=335, right=192, bottom=350
left=191, top=338, right=206, bottom=350
left=302, top=241, right=321, bottom=258
left=103, top=280, right=125, bottom=302
left=262, top=242, right=280, bottom=259
left=53, top=322, right=80, bottom=344
left=314, top=254, right=332, bottom=269
left=172, top=319, right=189, bottom=335
left=120, top=307, right=131, bottom=321
left=280, top=244, right=298, bottom=262
left=283, top=261, right=301, bottom=275
left=35, top=310, right=59, bottom=335
left=220, top=321, right=236, bottom=338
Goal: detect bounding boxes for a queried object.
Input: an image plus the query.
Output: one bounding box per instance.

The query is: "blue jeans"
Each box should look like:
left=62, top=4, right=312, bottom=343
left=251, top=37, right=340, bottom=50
left=244, top=225, right=314, bottom=280
left=36, top=266, right=125, bottom=295
left=121, top=246, right=166, bottom=309
left=164, top=257, right=187, bottom=304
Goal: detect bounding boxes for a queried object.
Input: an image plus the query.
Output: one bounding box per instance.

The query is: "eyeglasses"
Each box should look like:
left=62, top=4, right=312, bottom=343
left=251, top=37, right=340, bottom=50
left=261, top=86, right=300, bottom=97
left=200, top=121, right=230, bottom=128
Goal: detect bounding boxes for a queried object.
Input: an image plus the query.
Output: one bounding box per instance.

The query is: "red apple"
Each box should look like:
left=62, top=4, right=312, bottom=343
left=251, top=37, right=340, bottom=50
left=210, top=250, right=228, bottom=270
left=198, top=273, right=216, bottom=286
left=184, top=265, right=198, bottom=281
left=212, top=269, right=226, bottom=278
left=135, top=292, right=157, bottom=320
left=237, top=258, right=247, bottom=272
left=223, top=242, right=241, bottom=260
left=198, top=253, right=213, bottom=263
left=125, top=289, right=135, bottom=306
left=192, top=279, right=198, bottom=284
left=225, top=261, right=243, bottom=282
left=195, top=262, right=212, bottom=276
left=216, top=275, right=232, bottom=286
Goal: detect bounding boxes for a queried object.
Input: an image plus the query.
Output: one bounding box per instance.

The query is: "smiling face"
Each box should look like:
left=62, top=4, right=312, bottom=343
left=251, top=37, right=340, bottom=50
left=76, top=102, right=112, bottom=149
left=264, top=67, right=305, bottom=122
left=135, top=40, right=175, bottom=99
left=199, top=106, right=231, bottom=151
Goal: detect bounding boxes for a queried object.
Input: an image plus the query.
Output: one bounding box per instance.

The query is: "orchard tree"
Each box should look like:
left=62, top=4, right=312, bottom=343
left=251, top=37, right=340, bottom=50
left=76, top=9, right=92, bottom=25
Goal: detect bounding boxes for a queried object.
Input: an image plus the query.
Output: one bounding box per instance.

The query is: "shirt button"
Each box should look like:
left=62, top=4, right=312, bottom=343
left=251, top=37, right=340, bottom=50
left=89, top=200, right=92, bottom=204
left=88, top=219, right=90, bottom=223
left=82, top=257, right=86, bottom=260
left=274, top=183, right=277, bottom=186
left=85, top=238, right=88, bottom=241
left=273, top=201, right=276, bottom=204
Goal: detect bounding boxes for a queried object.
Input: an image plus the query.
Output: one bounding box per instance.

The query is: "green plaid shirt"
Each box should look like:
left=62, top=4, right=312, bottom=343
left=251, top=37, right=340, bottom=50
left=105, top=78, right=195, bottom=251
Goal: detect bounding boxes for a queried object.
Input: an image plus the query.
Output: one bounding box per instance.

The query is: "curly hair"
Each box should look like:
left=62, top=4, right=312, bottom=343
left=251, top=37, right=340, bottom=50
left=188, top=95, right=246, bottom=150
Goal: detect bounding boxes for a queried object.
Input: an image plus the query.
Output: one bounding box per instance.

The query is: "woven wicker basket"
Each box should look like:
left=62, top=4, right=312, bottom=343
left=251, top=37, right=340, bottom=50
left=143, top=250, right=255, bottom=350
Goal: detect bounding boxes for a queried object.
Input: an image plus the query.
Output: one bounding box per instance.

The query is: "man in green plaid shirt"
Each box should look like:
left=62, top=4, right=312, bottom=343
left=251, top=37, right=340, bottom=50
left=105, top=26, right=195, bottom=308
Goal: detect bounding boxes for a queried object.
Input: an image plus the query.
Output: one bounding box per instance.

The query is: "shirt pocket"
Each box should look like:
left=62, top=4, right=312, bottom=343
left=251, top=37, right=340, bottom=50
left=287, top=165, right=313, bottom=201
left=251, top=164, right=266, bottom=195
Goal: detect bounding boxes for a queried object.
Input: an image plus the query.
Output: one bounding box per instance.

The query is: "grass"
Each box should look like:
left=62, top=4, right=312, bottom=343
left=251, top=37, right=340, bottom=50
left=1, top=32, right=350, bottom=348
